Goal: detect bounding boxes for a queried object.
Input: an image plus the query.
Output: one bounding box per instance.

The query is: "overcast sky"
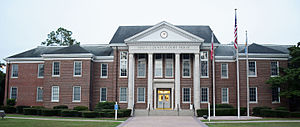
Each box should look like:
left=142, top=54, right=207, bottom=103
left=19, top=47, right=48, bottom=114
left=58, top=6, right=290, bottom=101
left=1, top=0, right=300, bottom=72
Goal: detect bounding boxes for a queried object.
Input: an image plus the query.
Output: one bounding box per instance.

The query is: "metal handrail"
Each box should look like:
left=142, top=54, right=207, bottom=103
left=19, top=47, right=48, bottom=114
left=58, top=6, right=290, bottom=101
left=148, top=104, right=150, bottom=116
left=192, top=104, right=196, bottom=116
left=132, top=104, right=135, bottom=117
left=177, top=104, right=179, bottom=116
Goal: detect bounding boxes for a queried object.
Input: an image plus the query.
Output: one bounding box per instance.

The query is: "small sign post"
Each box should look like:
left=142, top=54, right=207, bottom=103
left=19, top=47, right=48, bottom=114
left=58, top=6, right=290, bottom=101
left=208, top=103, right=211, bottom=122
left=114, top=102, right=118, bottom=120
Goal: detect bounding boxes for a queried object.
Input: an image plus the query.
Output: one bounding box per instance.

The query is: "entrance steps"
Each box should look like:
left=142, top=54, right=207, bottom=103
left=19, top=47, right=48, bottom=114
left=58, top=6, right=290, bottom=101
left=134, top=109, right=195, bottom=116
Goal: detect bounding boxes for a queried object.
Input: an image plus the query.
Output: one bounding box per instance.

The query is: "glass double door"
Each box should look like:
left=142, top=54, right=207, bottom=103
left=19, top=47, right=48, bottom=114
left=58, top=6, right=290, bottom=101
left=157, top=89, right=171, bottom=109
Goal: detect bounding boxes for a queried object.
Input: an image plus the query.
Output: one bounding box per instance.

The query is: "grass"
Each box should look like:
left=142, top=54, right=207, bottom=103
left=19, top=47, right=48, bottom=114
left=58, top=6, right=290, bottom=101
left=0, top=118, right=120, bottom=127
left=7, top=114, right=128, bottom=121
left=201, top=118, right=300, bottom=122
left=207, top=122, right=300, bottom=127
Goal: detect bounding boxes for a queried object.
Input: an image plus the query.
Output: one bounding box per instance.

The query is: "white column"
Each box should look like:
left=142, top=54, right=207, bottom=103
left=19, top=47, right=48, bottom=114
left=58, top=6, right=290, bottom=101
left=193, top=53, right=201, bottom=109
left=128, top=53, right=134, bottom=109
left=147, top=53, right=153, bottom=110
left=175, top=53, right=181, bottom=110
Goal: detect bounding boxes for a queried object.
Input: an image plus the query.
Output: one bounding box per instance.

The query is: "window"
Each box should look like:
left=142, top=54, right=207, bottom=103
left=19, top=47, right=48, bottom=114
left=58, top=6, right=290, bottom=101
left=271, top=61, right=279, bottom=76
left=100, top=88, right=107, bottom=102
left=182, top=88, right=191, bottom=103
left=120, top=51, right=128, bottom=77
left=74, top=61, right=82, bottom=76
left=37, top=87, right=43, bottom=101
left=137, top=55, right=146, bottom=77
left=137, top=87, right=145, bottom=103
left=11, top=64, right=18, bottom=78
left=52, top=62, right=60, bottom=76
left=165, top=54, right=173, bottom=77
left=201, top=87, right=209, bottom=103
left=248, top=61, right=256, bottom=77
left=249, top=87, right=257, bottom=103
left=51, top=86, right=59, bottom=102
left=101, top=63, right=108, bottom=78
left=182, top=54, right=191, bottom=77
left=10, top=87, right=17, bottom=99
left=221, top=63, right=228, bottom=78
left=155, top=54, right=163, bottom=77
left=272, top=87, right=280, bottom=103
left=38, top=64, right=44, bottom=78
left=201, top=51, right=208, bottom=77
left=73, top=86, right=81, bottom=102
left=120, top=87, right=127, bottom=102
left=221, top=88, right=229, bottom=103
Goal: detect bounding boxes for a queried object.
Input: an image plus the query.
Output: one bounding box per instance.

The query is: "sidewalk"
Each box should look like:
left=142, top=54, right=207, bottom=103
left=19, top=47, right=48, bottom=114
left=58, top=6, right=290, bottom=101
left=204, top=120, right=300, bottom=124
left=6, top=116, right=123, bottom=123
left=198, top=116, right=263, bottom=120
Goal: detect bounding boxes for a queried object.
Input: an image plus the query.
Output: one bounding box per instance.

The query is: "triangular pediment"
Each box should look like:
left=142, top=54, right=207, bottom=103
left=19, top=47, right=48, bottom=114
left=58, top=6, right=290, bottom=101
left=124, top=21, right=204, bottom=43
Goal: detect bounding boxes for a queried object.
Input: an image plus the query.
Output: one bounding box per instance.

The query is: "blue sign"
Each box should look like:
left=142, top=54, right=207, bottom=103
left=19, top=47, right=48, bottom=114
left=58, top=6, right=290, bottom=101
left=114, top=104, right=118, bottom=110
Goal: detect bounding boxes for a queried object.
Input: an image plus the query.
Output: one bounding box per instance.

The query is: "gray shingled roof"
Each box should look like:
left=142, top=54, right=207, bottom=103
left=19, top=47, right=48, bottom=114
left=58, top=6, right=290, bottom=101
left=47, top=44, right=90, bottom=54
left=109, top=25, right=220, bottom=44
left=215, top=45, right=235, bottom=56
left=8, top=46, right=64, bottom=58
left=239, top=43, right=285, bottom=54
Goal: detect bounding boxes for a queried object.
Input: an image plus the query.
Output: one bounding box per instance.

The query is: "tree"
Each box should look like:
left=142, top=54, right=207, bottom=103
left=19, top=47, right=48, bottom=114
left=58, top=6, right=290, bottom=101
left=266, top=42, right=300, bottom=111
left=0, top=63, right=5, bottom=106
left=41, top=27, right=80, bottom=46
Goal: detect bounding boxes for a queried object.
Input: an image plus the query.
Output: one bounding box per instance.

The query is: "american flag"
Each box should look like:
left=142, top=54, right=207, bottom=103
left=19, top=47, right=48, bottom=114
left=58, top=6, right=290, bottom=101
left=234, top=9, right=238, bottom=49
left=211, top=32, right=214, bottom=60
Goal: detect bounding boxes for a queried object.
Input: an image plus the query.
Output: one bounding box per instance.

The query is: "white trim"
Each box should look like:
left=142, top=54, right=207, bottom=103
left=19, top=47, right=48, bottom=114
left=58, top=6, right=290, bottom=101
left=200, top=87, right=209, bottom=103
left=4, top=57, right=44, bottom=62
left=182, top=87, right=191, bottom=103
left=119, top=87, right=128, bottom=103
left=42, top=53, right=93, bottom=58
left=271, top=61, right=279, bottom=77
left=239, top=58, right=288, bottom=60
left=248, top=61, right=257, bottom=77
left=94, top=56, right=114, bottom=60
left=51, top=86, right=59, bottom=102
left=239, top=53, right=289, bottom=57
left=109, top=43, right=127, bottom=47
left=221, top=63, right=228, bottom=79
left=221, top=88, right=229, bottom=104
left=93, top=60, right=114, bottom=62
left=72, top=86, right=81, bottom=102
left=215, top=56, right=235, bottom=60
left=37, top=64, right=44, bottom=78
left=8, top=61, right=45, bottom=64
left=119, top=51, right=128, bottom=78
left=11, top=64, right=18, bottom=78
left=137, top=87, right=145, bottom=103
left=215, top=60, right=235, bottom=62
left=200, top=51, right=209, bottom=78
left=73, top=61, right=82, bottom=77
left=100, top=63, right=108, bottom=78
left=100, top=87, right=107, bottom=102
left=44, top=58, right=92, bottom=60
left=272, top=87, right=281, bottom=103
left=182, top=54, right=191, bottom=78
left=36, top=87, right=43, bottom=102
left=52, top=61, right=60, bottom=77
left=10, top=87, right=18, bottom=100
left=249, top=87, right=258, bottom=103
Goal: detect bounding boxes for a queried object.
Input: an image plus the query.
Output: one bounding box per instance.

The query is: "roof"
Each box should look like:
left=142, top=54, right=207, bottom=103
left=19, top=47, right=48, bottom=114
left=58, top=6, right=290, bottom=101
left=109, top=25, right=220, bottom=44
left=239, top=43, right=285, bottom=54
left=47, top=44, right=90, bottom=54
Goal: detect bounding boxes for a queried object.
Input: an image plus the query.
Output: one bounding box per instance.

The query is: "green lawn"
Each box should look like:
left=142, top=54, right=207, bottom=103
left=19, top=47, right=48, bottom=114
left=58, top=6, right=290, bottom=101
left=0, top=118, right=120, bottom=127
left=207, top=122, right=300, bottom=127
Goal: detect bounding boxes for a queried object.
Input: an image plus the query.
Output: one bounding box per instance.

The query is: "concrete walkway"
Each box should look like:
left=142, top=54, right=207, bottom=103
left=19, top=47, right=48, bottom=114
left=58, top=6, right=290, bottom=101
left=6, top=117, right=123, bottom=123
left=118, top=116, right=207, bottom=127
left=204, top=120, right=300, bottom=124
left=198, top=116, right=263, bottom=120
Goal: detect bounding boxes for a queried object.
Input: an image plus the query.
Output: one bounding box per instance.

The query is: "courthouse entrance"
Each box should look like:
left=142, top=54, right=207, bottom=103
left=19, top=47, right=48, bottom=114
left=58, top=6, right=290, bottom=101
left=157, top=88, right=171, bottom=109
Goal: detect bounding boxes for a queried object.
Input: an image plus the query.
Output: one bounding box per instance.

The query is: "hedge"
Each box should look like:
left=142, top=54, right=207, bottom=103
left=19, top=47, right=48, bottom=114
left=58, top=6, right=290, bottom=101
left=260, top=109, right=290, bottom=118
left=6, top=99, right=16, bottom=106
left=290, top=112, right=300, bottom=118
left=95, top=102, right=118, bottom=111
left=53, top=105, right=68, bottom=109
left=31, top=106, right=45, bottom=109
left=252, top=106, right=271, bottom=116
left=16, top=106, right=30, bottom=114
left=211, top=104, right=234, bottom=108
left=82, top=111, right=98, bottom=118
left=119, top=109, right=131, bottom=117
left=61, top=110, right=79, bottom=117
left=73, top=106, right=88, bottom=111
left=41, top=109, right=61, bottom=116
left=3, top=106, right=16, bottom=113
left=23, top=108, right=38, bottom=115
left=196, top=108, right=246, bottom=117
left=275, top=107, right=288, bottom=111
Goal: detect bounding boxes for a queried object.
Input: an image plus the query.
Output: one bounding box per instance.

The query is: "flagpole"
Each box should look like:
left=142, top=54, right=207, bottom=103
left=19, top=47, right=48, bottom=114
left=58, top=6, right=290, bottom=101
left=235, top=8, right=240, bottom=119
left=246, top=31, right=250, bottom=117
left=212, top=32, right=216, bottom=117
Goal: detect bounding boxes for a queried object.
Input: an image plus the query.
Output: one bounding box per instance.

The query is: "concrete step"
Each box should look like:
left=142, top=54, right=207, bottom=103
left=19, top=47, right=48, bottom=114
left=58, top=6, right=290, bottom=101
left=134, top=109, right=195, bottom=116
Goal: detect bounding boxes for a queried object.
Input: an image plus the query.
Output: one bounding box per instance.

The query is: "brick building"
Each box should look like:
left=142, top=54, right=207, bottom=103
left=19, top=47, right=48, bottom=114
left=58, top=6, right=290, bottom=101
left=3, top=21, right=291, bottom=113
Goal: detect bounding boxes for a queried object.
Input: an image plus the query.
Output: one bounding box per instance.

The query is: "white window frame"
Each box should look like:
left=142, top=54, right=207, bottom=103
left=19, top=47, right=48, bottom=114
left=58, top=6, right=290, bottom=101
left=271, top=61, right=279, bottom=77
left=200, top=51, right=209, bottom=78
left=38, top=64, right=44, bottom=78
left=100, top=87, right=107, bottom=102
left=249, top=87, right=258, bottom=103
left=11, top=64, right=18, bottom=78
left=201, top=87, right=209, bottom=103
left=36, top=87, right=43, bottom=102
left=221, top=88, right=229, bottom=103
left=182, top=54, right=191, bottom=78
left=182, top=87, right=191, bottom=103
left=221, top=63, right=228, bottom=79
left=272, top=87, right=280, bottom=103
left=52, top=61, right=60, bottom=77
left=137, top=55, right=146, bottom=78
left=119, top=51, right=128, bottom=78
left=10, top=87, right=18, bottom=99
left=73, top=61, right=82, bottom=77
left=137, top=87, right=145, bottom=103
left=248, top=61, right=257, bottom=77
left=101, top=63, right=108, bottom=78
left=51, top=86, right=59, bottom=102
left=119, top=87, right=127, bottom=103
left=72, top=86, right=81, bottom=102
left=154, top=54, right=163, bottom=78
left=165, top=54, right=174, bottom=78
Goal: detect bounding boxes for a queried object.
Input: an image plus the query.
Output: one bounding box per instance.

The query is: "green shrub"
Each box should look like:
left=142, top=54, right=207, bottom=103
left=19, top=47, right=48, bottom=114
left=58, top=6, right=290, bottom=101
left=53, top=105, right=68, bottom=109
left=4, top=106, right=16, bottom=113
left=61, top=110, right=79, bottom=117
left=16, top=106, right=30, bottom=114
left=252, top=106, right=271, bottom=116
left=82, top=111, right=98, bottom=118
left=36, top=109, right=42, bottom=115
left=197, top=108, right=246, bottom=117
left=290, top=112, right=300, bottom=118
left=240, top=107, right=247, bottom=116
left=261, top=109, right=290, bottom=118
left=31, top=106, right=45, bottom=109
left=211, top=104, right=234, bottom=108
left=275, top=107, right=288, bottom=111
left=95, top=102, right=118, bottom=111
left=23, top=108, right=38, bottom=115
left=73, top=106, right=88, bottom=111
left=41, top=109, right=61, bottom=116
left=6, top=99, right=16, bottom=106
left=119, top=109, right=131, bottom=117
